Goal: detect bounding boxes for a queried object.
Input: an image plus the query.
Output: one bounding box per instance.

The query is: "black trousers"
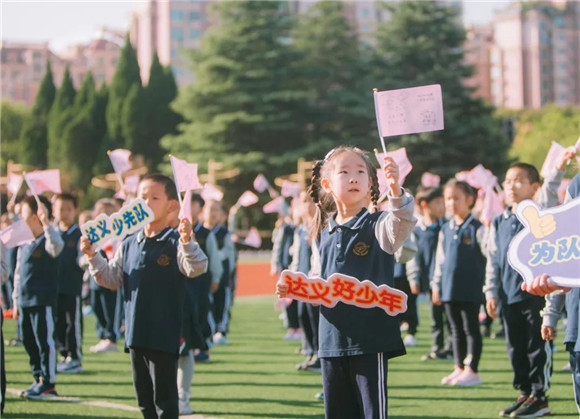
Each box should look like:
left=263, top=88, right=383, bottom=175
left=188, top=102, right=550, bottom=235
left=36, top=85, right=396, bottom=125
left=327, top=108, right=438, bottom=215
left=194, top=276, right=213, bottom=350
left=321, top=353, right=389, bottom=419
left=91, top=288, right=118, bottom=343
left=130, top=347, right=179, bottom=419
left=444, top=302, right=482, bottom=372
left=20, top=305, right=57, bottom=384
left=298, top=302, right=319, bottom=356
left=285, top=300, right=299, bottom=329
left=394, top=277, right=418, bottom=335
left=56, top=294, right=83, bottom=360
left=569, top=350, right=580, bottom=413
left=431, top=297, right=452, bottom=354
left=503, top=298, right=552, bottom=396
left=213, top=283, right=232, bottom=335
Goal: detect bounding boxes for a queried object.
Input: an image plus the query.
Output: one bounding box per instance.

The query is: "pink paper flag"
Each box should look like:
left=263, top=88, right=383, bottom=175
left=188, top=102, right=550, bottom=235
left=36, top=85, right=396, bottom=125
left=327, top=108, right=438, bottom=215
left=0, top=220, right=35, bottom=248
left=540, top=142, right=566, bottom=178
left=125, top=175, right=140, bottom=195
left=108, top=149, right=132, bottom=175
left=243, top=227, right=262, bottom=248
left=7, top=173, right=23, bottom=196
left=179, top=189, right=193, bottom=222
left=421, top=172, right=440, bottom=188
left=253, top=174, right=270, bottom=193
left=201, top=183, right=223, bottom=202
left=575, top=136, right=580, bottom=151
left=465, top=164, right=497, bottom=190
left=24, top=170, right=62, bottom=194
left=281, top=180, right=301, bottom=198
left=263, top=196, right=286, bottom=214
left=170, top=155, right=203, bottom=193
left=374, top=84, right=444, bottom=137
left=375, top=148, right=413, bottom=187
left=237, top=190, right=259, bottom=207
left=480, top=187, right=505, bottom=225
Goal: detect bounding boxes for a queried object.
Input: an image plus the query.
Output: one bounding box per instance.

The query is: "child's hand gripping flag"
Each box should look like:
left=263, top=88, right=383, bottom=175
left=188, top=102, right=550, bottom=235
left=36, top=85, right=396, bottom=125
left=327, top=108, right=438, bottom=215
left=375, top=147, right=413, bottom=194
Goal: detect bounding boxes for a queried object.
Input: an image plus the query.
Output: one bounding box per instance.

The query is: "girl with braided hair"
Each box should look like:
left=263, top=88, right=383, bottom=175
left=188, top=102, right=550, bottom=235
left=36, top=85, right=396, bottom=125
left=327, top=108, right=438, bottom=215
left=277, top=146, right=416, bottom=418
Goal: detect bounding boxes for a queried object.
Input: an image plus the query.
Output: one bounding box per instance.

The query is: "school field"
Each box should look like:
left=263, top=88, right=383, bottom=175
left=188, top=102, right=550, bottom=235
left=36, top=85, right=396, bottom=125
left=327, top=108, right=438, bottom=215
left=2, top=258, right=578, bottom=419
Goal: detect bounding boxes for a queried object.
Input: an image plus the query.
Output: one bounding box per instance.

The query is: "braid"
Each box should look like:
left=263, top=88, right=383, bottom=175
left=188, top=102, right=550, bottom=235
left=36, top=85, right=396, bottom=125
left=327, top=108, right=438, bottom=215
left=308, top=160, right=326, bottom=242
left=370, top=170, right=380, bottom=211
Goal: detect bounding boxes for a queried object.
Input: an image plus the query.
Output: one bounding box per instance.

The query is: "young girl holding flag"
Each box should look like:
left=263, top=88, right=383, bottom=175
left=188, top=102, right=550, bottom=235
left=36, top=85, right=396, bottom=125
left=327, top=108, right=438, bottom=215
left=277, top=146, right=416, bottom=418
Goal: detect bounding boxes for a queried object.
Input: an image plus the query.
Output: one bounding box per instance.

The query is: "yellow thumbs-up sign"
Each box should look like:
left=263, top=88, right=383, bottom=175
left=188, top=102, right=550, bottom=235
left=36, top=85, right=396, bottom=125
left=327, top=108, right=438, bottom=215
left=521, top=205, right=557, bottom=239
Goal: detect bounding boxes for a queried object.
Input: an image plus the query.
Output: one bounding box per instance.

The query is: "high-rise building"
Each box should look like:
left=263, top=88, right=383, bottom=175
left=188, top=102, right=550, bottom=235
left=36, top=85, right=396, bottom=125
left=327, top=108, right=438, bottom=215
left=1, top=29, right=122, bottom=106
left=464, top=24, right=493, bottom=103
left=490, top=0, right=580, bottom=108
left=130, top=0, right=213, bottom=86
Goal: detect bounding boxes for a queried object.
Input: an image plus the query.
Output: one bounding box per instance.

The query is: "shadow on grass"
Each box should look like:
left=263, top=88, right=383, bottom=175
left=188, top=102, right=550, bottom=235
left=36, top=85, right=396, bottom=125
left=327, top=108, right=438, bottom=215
left=202, top=411, right=324, bottom=418
left=3, top=415, right=132, bottom=419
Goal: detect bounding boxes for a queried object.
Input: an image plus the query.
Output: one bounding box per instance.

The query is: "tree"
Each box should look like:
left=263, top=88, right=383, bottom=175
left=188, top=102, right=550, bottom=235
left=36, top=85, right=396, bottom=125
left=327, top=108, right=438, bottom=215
left=1, top=101, right=31, bottom=171
left=19, top=60, right=56, bottom=167
left=373, top=1, right=510, bottom=182
left=141, top=54, right=181, bottom=170
left=293, top=1, right=374, bottom=151
left=508, top=105, right=580, bottom=178
left=122, top=84, right=147, bottom=155
left=106, top=34, right=141, bottom=149
left=47, top=66, right=76, bottom=168
left=163, top=1, right=310, bottom=192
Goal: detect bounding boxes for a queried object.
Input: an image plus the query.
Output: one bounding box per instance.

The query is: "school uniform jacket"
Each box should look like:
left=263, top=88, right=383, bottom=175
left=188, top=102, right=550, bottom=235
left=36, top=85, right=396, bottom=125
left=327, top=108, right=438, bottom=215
left=57, top=224, right=84, bottom=297
left=310, top=190, right=416, bottom=359
left=12, top=225, right=64, bottom=308
left=88, top=227, right=208, bottom=355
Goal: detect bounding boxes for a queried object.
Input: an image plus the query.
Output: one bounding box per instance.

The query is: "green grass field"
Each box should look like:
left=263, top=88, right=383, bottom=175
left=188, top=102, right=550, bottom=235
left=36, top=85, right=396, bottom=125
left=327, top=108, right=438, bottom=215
left=3, top=296, right=578, bottom=418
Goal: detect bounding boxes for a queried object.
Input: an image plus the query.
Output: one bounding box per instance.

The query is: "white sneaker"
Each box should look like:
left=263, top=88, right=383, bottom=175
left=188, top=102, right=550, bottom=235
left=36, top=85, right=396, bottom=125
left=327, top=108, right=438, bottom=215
left=451, top=370, right=482, bottom=386
left=179, top=400, right=193, bottom=416
left=91, top=340, right=118, bottom=353
left=213, top=332, right=228, bottom=345
left=441, top=368, right=463, bottom=385
left=403, top=334, right=417, bottom=347
left=89, top=340, right=106, bottom=353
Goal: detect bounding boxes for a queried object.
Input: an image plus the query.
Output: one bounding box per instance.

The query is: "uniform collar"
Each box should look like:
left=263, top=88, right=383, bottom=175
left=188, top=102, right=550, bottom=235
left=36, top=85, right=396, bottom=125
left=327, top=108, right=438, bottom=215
left=194, top=222, right=203, bottom=233
left=503, top=207, right=514, bottom=219
left=136, top=226, right=173, bottom=243
left=449, top=214, right=474, bottom=230
left=417, top=217, right=444, bottom=231
left=328, top=208, right=369, bottom=233
left=61, top=224, right=78, bottom=234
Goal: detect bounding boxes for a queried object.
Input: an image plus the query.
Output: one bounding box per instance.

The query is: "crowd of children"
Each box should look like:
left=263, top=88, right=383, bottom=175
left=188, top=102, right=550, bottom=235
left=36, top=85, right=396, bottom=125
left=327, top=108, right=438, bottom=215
left=0, top=142, right=579, bottom=419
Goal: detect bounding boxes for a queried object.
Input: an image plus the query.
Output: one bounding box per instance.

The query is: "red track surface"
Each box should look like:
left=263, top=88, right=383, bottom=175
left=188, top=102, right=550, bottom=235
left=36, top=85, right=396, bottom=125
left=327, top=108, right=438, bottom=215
left=235, top=263, right=276, bottom=297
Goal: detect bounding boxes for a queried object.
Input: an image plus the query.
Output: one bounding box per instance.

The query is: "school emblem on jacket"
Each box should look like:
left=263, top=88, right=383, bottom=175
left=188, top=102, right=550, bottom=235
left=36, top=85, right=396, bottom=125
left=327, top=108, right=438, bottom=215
left=353, top=242, right=370, bottom=256
left=31, top=248, right=43, bottom=258
left=157, top=254, right=171, bottom=266
left=67, top=240, right=76, bottom=248
left=462, top=235, right=472, bottom=246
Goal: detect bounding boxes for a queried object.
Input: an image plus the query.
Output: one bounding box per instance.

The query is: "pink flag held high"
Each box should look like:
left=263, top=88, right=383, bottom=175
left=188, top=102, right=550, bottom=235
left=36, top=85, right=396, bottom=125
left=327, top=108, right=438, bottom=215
left=24, top=170, right=62, bottom=195
left=179, top=190, right=193, bottom=223
left=108, top=149, right=132, bottom=175
left=421, top=172, right=440, bottom=188
left=465, top=164, right=497, bottom=190
left=124, top=175, right=140, bottom=195
left=263, top=196, right=286, bottom=214
left=374, top=84, right=444, bottom=138
left=540, top=142, right=566, bottom=178
left=281, top=180, right=301, bottom=198
left=0, top=220, right=35, bottom=248
left=253, top=174, right=270, bottom=193
left=237, top=191, right=259, bottom=207
left=375, top=147, right=413, bottom=188
left=7, top=173, right=23, bottom=196
left=243, top=227, right=262, bottom=248
left=201, top=183, right=223, bottom=202
left=170, top=155, right=203, bottom=193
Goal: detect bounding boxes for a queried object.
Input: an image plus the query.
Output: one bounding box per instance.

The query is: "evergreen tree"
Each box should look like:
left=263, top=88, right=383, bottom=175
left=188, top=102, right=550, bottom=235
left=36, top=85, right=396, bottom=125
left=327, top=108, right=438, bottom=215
left=106, top=34, right=142, bottom=149
left=163, top=1, right=310, bottom=186
left=19, top=60, right=56, bottom=167
left=374, top=1, right=509, bottom=181
left=293, top=1, right=374, bottom=151
left=47, top=66, right=76, bottom=168
left=141, top=54, right=181, bottom=170
left=1, top=101, right=30, bottom=171
left=122, top=83, right=147, bottom=155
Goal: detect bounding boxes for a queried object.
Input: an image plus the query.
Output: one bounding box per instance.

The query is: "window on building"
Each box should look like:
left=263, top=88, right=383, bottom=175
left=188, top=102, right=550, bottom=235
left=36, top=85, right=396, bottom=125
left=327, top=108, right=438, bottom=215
left=554, top=17, right=564, bottom=28
left=189, top=11, right=201, bottom=20
left=189, top=29, right=201, bottom=39
left=361, top=8, right=370, bottom=18
left=171, top=28, right=184, bottom=42
left=171, top=47, right=178, bottom=59
left=171, top=10, right=184, bottom=21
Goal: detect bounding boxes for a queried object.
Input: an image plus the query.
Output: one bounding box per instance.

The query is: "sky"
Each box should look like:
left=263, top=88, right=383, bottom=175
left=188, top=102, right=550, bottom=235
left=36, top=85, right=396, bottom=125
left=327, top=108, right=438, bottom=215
left=1, top=0, right=509, bottom=52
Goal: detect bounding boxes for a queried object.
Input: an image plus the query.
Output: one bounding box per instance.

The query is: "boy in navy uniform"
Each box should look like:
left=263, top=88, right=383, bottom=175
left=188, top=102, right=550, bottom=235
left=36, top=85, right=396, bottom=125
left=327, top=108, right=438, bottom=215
left=12, top=195, right=64, bottom=399
left=408, top=186, right=450, bottom=361
left=485, top=163, right=554, bottom=418
left=53, top=193, right=85, bottom=373
left=82, top=174, right=208, bottom=419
